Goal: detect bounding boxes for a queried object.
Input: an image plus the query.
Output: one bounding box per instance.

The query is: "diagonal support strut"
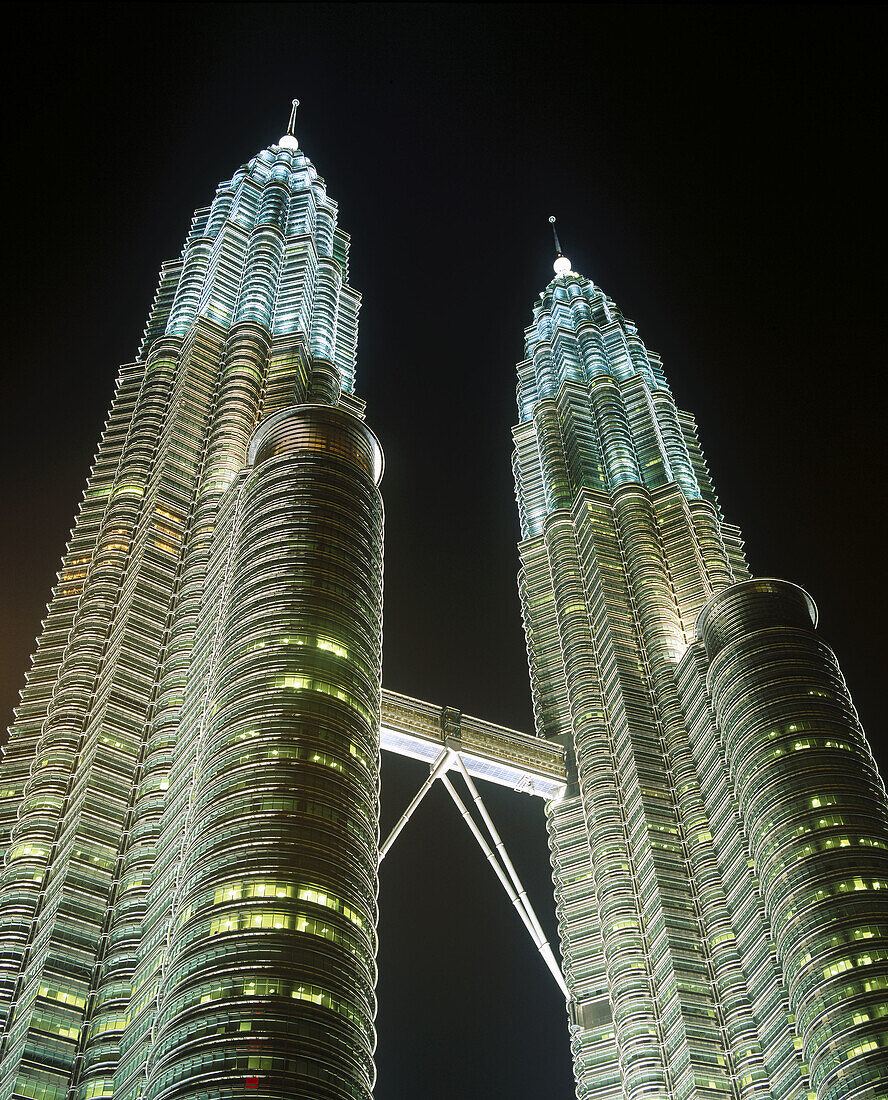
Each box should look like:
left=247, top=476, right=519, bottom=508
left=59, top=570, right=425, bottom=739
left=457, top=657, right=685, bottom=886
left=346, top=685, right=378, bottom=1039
left=378, top=748, right=453, bottom=863
left=440, top=770, right=570, bottom=1001
left=450, top=752, right=566, bottom=993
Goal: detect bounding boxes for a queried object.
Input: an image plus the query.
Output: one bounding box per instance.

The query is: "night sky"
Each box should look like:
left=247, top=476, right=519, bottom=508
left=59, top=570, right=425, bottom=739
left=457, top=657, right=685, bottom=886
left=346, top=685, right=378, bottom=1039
left=1, top=5, right=885, bottom=1097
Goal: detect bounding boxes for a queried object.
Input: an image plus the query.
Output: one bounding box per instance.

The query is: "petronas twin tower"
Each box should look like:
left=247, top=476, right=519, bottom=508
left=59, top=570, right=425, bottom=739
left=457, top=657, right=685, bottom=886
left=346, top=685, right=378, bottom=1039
left=1, top=108, right=886, bottom=1100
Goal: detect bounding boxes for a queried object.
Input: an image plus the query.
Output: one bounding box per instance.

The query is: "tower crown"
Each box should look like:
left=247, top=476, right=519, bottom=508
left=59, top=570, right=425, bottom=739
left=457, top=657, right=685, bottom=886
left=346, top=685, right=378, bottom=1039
left=140, top=107, right=362, bottom=395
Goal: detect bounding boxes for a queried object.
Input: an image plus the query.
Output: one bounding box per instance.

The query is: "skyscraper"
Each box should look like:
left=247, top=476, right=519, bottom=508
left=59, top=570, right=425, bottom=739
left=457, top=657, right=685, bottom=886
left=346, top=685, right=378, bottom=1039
left=2, top=102, right=887, bottom=1100
left=515, top=236, right=888, bottom=1099
left=0, top=108, right=386, bottom=1100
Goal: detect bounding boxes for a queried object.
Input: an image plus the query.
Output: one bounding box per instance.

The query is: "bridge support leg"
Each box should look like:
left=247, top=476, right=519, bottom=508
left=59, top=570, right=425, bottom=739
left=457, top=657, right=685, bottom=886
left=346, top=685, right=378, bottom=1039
left=451, top=753, right=566, bottom=987
left=378, top=748, right=452, bottom=863
left=440, top=770, right=570, bottom=1001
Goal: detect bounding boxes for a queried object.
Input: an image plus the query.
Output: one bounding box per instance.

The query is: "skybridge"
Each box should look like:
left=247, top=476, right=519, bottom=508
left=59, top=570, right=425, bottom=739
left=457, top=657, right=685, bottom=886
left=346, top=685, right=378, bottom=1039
left=380, top=688, right=567, bottom=801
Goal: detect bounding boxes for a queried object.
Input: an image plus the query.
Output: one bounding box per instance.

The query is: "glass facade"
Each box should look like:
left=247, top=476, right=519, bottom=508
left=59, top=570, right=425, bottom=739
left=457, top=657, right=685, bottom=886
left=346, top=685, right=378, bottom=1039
left=0, top=128, right=384, bottom=1100
left=514, top=258, right=888, bottom=1098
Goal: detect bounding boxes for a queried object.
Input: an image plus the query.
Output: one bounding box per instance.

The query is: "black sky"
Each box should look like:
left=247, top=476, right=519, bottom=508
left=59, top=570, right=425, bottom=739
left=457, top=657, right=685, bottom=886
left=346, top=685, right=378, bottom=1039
left=1, top=4, right=885, bottom=1097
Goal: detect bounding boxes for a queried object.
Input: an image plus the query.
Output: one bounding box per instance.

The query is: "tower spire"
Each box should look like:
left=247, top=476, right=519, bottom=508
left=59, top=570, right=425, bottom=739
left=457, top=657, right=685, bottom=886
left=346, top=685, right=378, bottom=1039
left=279, top=98, right=300, bottom=150
left=548, top=215, right=572, bottom=277
left=549, top=215, right=563, bottom=257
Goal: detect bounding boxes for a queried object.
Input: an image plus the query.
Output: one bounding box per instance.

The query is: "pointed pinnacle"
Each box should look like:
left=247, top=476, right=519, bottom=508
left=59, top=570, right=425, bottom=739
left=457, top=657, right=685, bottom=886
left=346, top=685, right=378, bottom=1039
left=548, top=215, right=564, bottom=257
left=287, top=99, right=300, bottom=137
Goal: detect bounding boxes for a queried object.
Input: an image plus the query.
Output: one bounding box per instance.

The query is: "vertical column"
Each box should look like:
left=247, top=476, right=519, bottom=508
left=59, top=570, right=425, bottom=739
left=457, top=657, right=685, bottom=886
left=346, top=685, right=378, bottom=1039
left=144, top=404, right=384, bottom=1100
left=699, top=579, right=888, bottom=1100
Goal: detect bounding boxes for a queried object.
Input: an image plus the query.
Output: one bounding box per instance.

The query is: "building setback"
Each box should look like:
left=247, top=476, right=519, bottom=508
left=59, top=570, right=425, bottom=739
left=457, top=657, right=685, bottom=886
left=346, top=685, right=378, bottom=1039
left=1, top=111, right=887, bottom=1100
left=515, top=243, right=888, bottom=1099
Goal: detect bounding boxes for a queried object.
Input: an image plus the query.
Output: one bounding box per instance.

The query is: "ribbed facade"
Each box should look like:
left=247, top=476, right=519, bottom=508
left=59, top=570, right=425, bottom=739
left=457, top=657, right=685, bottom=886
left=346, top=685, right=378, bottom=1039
left=513, top=262, right=888, bottom=1099
left=684, top=581, right=888, bottom=1100
left=0, top=128, right=384, bottom=1100
left=4, top=112, right=888, bottom=1100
